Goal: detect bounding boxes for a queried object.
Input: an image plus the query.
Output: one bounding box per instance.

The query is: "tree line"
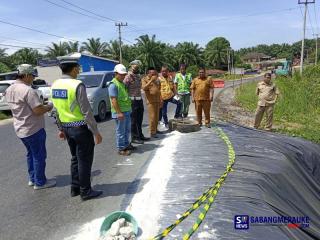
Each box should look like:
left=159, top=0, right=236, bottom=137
left=0, top=35, right=318, bottom=74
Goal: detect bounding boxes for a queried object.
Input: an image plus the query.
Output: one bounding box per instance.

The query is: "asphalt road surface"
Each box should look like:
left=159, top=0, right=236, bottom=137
left=0, top=106, right=170, bottom=240
left=0, top=75, right=262, bottom=240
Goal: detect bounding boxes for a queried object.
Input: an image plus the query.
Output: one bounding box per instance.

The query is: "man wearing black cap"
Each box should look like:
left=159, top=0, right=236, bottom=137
left=124, top=60, right=150, bottom=144
left=51, top=53, right=103, bottom=200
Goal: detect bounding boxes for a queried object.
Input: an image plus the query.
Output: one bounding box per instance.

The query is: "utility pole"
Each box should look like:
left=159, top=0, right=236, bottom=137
left=230, top=49, right=234, bottom=75
left=313, top=33, right=319, bottom=65
left=115, top=22, right=127, bottom=64
left=299, top=0, right=315, bottom=74
left=227, top=48, right=231, bottom=74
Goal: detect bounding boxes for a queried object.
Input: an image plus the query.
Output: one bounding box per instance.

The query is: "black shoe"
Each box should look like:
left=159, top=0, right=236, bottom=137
left=126, top=143, right=137, bottom=151
left=141, top=136, right=150, bottom=141
left=71, top=188, right=80, bottom=197
left=151, top=134, right=159, bottom=138
left=81, top=190, right=103, bottom=201
left=132, top=138, right=144, bottom=144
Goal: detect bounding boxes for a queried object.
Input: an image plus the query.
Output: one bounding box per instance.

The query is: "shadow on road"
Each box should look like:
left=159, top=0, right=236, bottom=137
left=133, top=143, right=161, bottom=154
left=94, top=178, right=149, bottom=198
left=54, top=169, right=102, bottom=187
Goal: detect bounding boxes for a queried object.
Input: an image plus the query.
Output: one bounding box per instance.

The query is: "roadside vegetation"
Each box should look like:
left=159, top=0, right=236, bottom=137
left=1, top=36, right=319, bottom=74
left=235, top=65, right=320, bottom=144
left=0, top=111, right=10, bottom=120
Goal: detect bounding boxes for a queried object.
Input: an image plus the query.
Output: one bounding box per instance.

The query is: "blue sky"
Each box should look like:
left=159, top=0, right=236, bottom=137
left=0, top=0, right=319, bottom=54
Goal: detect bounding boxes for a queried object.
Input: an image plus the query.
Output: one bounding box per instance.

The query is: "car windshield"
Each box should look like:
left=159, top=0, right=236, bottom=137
left=77, top=74, right=103, bottom=88
left=0, top=84, right=10, bottom=93
left=33, top=79, right=47, bottom=86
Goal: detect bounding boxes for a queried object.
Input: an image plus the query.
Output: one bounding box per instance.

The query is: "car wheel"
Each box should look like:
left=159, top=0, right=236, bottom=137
left=97, top=101, right=107, bottom=121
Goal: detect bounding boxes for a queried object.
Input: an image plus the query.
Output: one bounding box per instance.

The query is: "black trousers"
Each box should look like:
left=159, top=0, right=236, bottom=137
left=63, top=125, right=95, bottom=195
left=131, top=99, right=144, bottom=140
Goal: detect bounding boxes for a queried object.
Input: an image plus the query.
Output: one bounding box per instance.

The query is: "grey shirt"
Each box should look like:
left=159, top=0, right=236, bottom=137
left=5, top=80, right=45, bottom=138
left=56, top=75, right=99, bottom=135
left=123, top=71, right=142, bottom=97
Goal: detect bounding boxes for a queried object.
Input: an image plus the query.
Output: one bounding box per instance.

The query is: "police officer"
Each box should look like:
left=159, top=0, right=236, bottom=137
left=123, top=60, right=149, bottom=144
left=51, top=53, right=103, bottom=200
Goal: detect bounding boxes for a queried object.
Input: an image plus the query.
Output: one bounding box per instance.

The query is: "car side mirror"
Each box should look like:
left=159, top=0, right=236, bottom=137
left=31, top=85, right=38, bottom=89
left=105, top=81, right=112, bottom=87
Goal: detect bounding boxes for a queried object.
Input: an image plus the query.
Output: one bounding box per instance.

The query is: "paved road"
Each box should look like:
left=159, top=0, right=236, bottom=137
left=0, top=75, right=262, bottom=240
left=0, top=107, right=172, bottom=240
left=214, top=75, right=263, bottom=98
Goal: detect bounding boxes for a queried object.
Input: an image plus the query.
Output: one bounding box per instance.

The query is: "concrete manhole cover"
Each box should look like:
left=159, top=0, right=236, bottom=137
left=168, top=119, right=200, bottom=133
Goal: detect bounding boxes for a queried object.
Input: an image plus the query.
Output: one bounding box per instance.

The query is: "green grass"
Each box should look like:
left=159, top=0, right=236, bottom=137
left=235, top=70, right=320, bottom=144
left=0, top=111, right=10, bottom=120
left=221, top=74, right=260, bottom=81
left=221, top=74, right=244, bottom=81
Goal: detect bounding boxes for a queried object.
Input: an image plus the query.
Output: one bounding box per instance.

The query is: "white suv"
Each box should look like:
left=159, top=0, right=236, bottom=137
left=0, top=80, right=44, bottom=111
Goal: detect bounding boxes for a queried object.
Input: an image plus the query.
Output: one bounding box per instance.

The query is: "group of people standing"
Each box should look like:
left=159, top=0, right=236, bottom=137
left=109, top=61, right=215, bottom=156
left=4, top=55, right=279, bottom=202
left=4, top=56, right=215, bottom=201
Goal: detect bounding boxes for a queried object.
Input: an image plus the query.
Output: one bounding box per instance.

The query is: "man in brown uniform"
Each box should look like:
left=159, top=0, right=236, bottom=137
left=254, top=73, right=280, bottom=131
left=190, top=67, right=214, bottom=128
left=159, top=66, right=182, bottom=129
left=142, top=67, right=162, bottom=138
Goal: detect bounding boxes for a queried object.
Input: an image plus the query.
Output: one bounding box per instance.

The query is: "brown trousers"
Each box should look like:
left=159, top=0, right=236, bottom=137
left=254, top=104, right=274, bottom=130
left=147, top=102, right=160, bottom=135
left=195, top=100, right=211, bottom=124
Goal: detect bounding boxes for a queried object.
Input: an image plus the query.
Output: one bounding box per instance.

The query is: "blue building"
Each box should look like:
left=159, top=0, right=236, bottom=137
left=38, top=53, right=118, bottom=72
left=79, top=53, right=118, bottom=72
left=36, top=53, right=119, bottom=83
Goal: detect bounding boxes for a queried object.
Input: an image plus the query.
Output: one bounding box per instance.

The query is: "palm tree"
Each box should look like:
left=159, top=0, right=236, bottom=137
left=0, top=48, right=7, bottom=59
left=46, top=42, right=68, bottom=58
left=161, top=43, right=176, bottom=70
left=205, top=37, right=231, bottom=69
left=175, top=42, right=203, bottom=67
left=135, top=34, right=164, bottom=71
left=105, top=40, right=120, bottom=60
left=0, top=48, right=11, bottom=71
left=10, top=48, right=41, bottom=66
left=81, top=38, right=108, bottom=56
left=65, top=41, right=80, bottom=54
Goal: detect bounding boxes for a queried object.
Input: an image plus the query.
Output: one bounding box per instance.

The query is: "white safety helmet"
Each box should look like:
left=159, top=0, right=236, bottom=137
left=114, top=64, right=127, bottom=74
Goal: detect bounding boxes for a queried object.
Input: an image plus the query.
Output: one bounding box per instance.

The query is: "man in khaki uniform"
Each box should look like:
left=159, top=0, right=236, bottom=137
left=190, top=67, right=214, bottom=128
left=254, top=73, right=280, bottom=131
left=142, top=67, right=162, bottom=138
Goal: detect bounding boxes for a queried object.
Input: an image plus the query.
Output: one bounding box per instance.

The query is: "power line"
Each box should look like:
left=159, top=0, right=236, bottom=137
left=0, top=18, right=77, bottom=42
left=57, top=0, right=141, bottom=32
left=313, top=3, right=319, bottom=32
left=122, top=38, right=135, bottom=44
left=0, top=43, right=45, bottom=50
left=124, top=7, right=300, bottom=33
left=43, top=0, right=108, bottom=22
left=307, top=7, right=315, bottom=35
left=0, top=36, right=48, bottom=47
left=59, top=0, right=117, bottom=23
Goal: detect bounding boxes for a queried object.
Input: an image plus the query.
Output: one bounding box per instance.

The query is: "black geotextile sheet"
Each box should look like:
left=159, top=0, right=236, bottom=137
left=139, top=123, right=320, bottom=240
